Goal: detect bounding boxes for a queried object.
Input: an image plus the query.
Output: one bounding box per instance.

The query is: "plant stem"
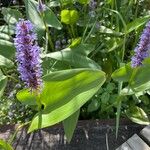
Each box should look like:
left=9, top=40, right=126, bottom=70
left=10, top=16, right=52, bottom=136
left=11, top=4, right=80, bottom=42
left=41, top=13, right=54, bottom=51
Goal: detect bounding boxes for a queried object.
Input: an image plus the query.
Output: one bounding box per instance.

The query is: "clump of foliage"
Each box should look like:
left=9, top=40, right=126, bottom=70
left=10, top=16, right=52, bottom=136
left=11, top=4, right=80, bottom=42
left=0, top=0, right=150, bottom=148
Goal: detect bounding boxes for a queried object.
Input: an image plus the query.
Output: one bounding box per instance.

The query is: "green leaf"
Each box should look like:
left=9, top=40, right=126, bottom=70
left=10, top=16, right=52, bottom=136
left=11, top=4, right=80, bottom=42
left=0, top=25, right=15, bottom=35
left=69, top=38, right=81, bottom=48
left=1, top=7, right=22, bottom=25
left=69, top=43, right=94, bottom=56
left=48, top=1, right=60, bottom=7
left=0, top=71, right=7, bottom=98
left=130, top=58, right=150, bottom=91
left=61, top=10, right=70, bottom=24
left=44, top=8, right=62, bottom=30
left=106, top=83, right=115, bottom=92
left=0, top=55, right=14, bottom=68
left=101, top=92, right=110, bottom=104
left=0, top=33, right=11, bottom=41
left=112, top=59, right=150, bottom=92
left=61, top=10, right=79, bottom=25
left=0, top=139, right=13, bottom=150
left=17, top=89, right=37, bottom=106
left=0, top=40, right=15, bottom=59
left=24, top=0, right=45, bottom=32
left=126, top=106, right=150, bottom=125
left=99, top=26, right=123, bottom=37
left=87, top=99, right=100, bottom=112
left=78, top=0, right=90, bottom=4
left=27, top=68, right=106, bottom=132
left=112, top=63, right=132, bottom=82
left=42, top=46, right=100, bottom=69
left=70, top=10, right=79, bottom=24
left=63, top=110, right=80, bottom=142
left=126, top=15, right=150, bottom=34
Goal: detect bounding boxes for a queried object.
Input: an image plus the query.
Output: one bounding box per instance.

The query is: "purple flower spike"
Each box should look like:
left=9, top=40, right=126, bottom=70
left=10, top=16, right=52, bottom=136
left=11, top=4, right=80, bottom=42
left=14, top=19, right=43, bottom=92
left=37, top=0, right=46, bottom=13
left=131, top=21, right=150, bottom=68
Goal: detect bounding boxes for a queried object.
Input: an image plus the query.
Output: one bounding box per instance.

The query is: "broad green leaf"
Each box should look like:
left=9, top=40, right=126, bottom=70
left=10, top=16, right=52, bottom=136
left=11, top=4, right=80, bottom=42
left=0, top=33, right=11, bottom=41
left=61, top=10, right=79, bottom=25
left=112, top=58, right=150, bottom=92
left=27, top=68, right=106, bottom=132
left=1, top=7, right=22, bottom=25
left=0, top=71, right=7, bottom=98
left=41, top=47, right=100, bottom=69
left=126, top=106, right=150, bottom=125
left=44, top=8, right=62, bottom=30
left=112, top=63, right=132, bottom=82
left=70, top=10, right=79, bottom=24
left=17, top=89, right=37, bottom=106
left=69, top=43, right=94, bottom=56
left=0, top=139, right=13, bottom=150
left=0, top=25, right=15, bottom=35
left=126, top=15, right=150, bottom=34
left=61, top=10, right=70, bottom=24
left=87, top=99, right=100, bottom=112
left=0, top=40, right=15, bottom=59
left=130, top=58, right=150, bottom=91
left=24, top=0, right=45, bottom=31
left=0, top=55, right=14, bottom=68
left=63, top=110, right=80, bottom=142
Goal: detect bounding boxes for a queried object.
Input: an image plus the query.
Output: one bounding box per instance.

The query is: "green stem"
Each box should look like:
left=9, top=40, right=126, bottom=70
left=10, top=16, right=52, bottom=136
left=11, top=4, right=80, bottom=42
left=7, top=75, right=19, bottom=82
left=70, top=24, right=76, bottom=38
left=67, top=25, right=73, bottom=39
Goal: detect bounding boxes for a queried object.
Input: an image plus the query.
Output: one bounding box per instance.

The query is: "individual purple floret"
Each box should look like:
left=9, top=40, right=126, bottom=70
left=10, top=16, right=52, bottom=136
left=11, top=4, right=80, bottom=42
left=131, top=21, right=150, bottom=68
left=37, top=0, right=46, bottom=13
left=14, top=19, right=43, bottom=92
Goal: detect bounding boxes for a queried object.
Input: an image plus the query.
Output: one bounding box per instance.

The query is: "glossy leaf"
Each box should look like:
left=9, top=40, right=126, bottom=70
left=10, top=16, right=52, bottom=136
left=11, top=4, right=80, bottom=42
left=41, top=46, right=100, bottom=69
left=0, top=55, right=14, bottom=68
left=63, top=110, right=80, bottom=142
left=44, top=8, right=62, bottom=30
left=112, top=58, right=150, bottom=92
left=0, top=139, right=13, bottom=150
left=0, top=25, right=15, bottom=35
left=1, top=7, right=22, bottom=25
left=126, top=106, right=150, bottom=125
left=24, top=0, right=45, bottom=31
left=27, top=68, right=105, bottom=132
left=111, top=63, right=132, bottom=82
left=0, top=40, right=15, bottom=59
left=17, top=89, right=37, bottom=106
left=0, top=33, right=11, bottom=41
left=61, top=10, right=79, bottom=25
left=126, top=15, right=150, bottom=34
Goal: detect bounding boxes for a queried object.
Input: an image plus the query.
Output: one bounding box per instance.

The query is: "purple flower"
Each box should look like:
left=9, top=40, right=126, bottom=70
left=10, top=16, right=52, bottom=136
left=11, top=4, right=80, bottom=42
left=37, top=0, right=46, bottom=13
left=14, top=19, right=43, bottom=92
left=131, top=21, right=150, bottom=68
